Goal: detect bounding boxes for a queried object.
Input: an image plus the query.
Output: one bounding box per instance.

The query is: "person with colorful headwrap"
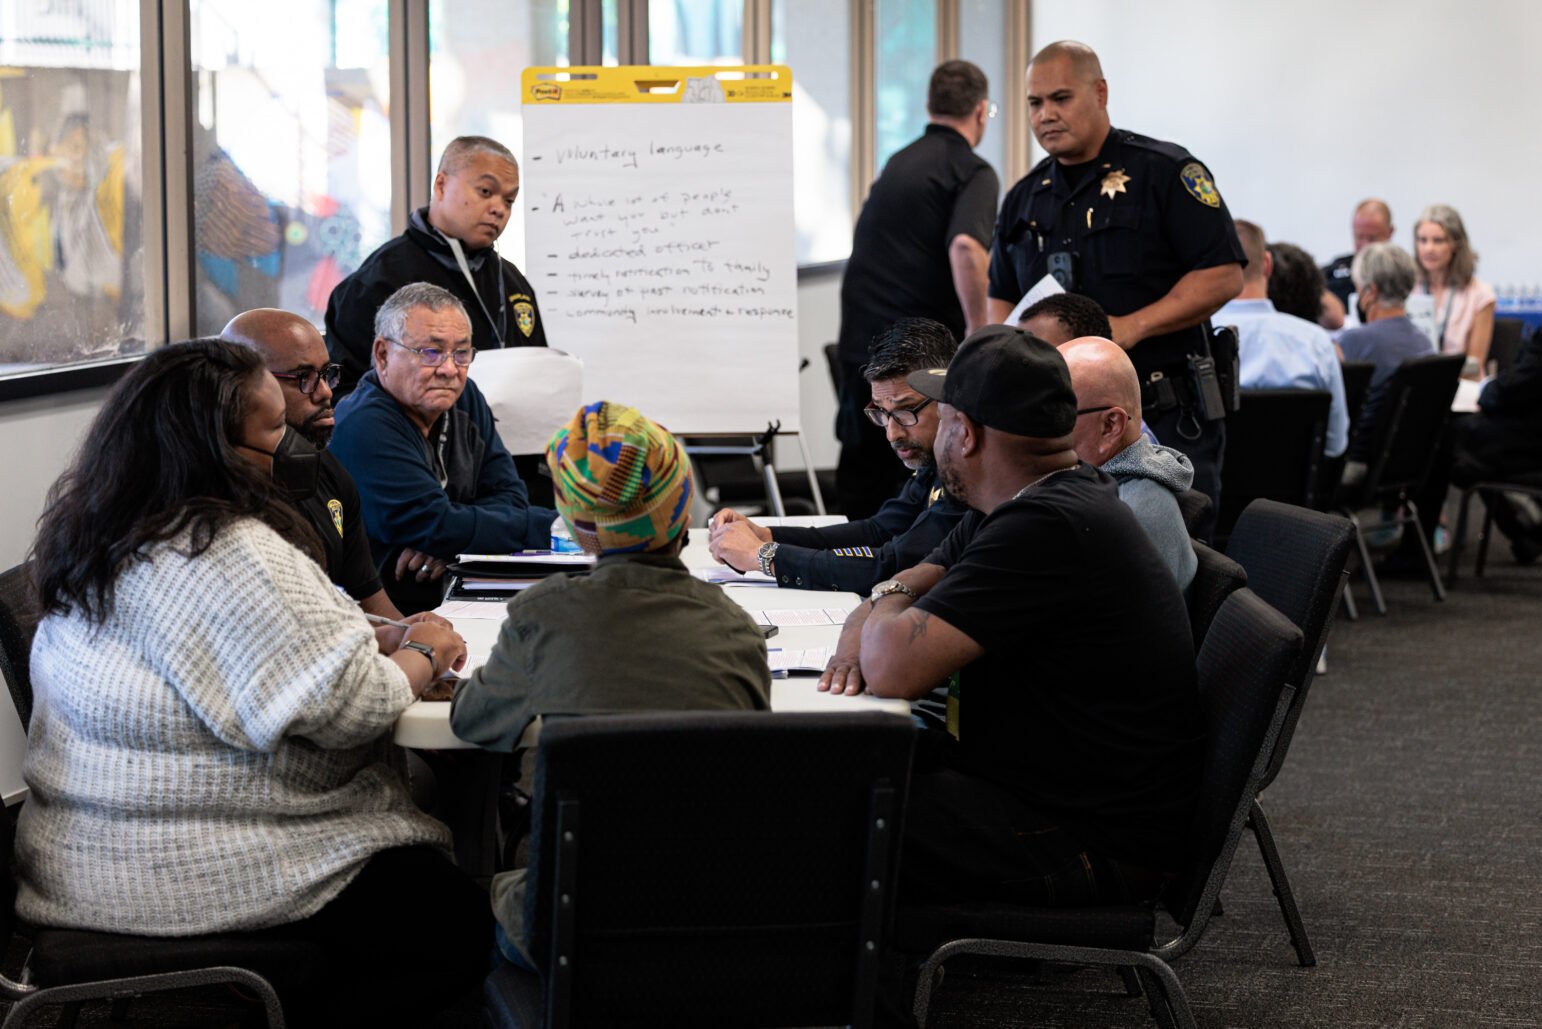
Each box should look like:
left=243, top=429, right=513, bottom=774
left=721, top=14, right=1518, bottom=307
left=450, top=399, right=772, bottom=971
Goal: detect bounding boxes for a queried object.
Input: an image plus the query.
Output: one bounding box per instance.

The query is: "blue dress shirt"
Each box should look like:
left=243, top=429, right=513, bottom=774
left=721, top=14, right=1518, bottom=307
left=1217, top=298, right=1350, bottom=457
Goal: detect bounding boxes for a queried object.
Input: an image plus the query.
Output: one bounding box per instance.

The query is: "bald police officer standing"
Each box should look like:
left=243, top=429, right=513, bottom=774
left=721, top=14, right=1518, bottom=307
left=988, top=41, right=1243, bottom=523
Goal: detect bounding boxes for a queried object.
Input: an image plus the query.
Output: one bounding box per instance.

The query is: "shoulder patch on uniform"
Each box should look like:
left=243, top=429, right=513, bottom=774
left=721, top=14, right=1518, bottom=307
left=327, top=498, right=344, bottom=537
left=1179, top=162, right=1221, bottom=208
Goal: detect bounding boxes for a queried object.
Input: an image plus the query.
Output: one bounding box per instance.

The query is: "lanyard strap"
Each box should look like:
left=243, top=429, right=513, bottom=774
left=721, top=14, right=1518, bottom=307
left=445, top=235, right=507, bottom=348
left=1434, top=288, right=1456, bottom=350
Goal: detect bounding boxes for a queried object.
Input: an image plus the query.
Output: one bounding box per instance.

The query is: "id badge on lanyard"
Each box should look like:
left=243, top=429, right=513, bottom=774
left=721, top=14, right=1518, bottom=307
left=445, top=235, right=508, bottom=348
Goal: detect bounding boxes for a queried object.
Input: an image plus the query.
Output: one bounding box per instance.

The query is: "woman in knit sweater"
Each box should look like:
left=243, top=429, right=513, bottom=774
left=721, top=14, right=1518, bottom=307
left=17, top=339, right=490, bottom=1025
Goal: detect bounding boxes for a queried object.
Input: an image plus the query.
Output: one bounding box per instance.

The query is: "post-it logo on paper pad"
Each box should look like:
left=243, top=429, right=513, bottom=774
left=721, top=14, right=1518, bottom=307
left=530, top=83, right=562, bottom=102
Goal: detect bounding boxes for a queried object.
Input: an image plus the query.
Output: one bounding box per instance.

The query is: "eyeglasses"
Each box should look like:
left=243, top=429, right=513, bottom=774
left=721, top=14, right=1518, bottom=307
left=1076, top=405, right=1114, bottom=417
left=987, top=101, right=999, bottom=120
left=388, top=338, right=477, bottom=368
left=864, top=397, right=934, bottom=427
left=271, top=363, right=342, bottom=396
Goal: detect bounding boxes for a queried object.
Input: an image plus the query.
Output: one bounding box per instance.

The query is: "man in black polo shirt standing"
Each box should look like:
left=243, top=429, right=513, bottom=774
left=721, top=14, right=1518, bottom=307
left=820, top=325, right=1202, bottom=910
left=988, top=41, right=1243, bottom=533
left=222, top=308, right=420, bottom=632
left=835, top=60, right=999, bottom=518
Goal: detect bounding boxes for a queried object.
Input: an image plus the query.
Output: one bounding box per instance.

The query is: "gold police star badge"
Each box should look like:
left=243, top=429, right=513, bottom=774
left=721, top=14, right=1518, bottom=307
left=1100, top=169, right=1130, bottom=199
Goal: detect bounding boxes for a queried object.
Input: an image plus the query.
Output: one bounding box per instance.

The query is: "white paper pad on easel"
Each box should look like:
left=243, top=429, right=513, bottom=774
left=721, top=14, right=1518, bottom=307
left=1005, top=273, right=1066, bottom=325
left=467, top=347, right=584, bottom=455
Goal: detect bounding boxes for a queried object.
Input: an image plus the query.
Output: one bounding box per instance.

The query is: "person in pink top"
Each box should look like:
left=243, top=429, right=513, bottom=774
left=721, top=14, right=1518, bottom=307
left=1411, top=204, right=1495, bottom=379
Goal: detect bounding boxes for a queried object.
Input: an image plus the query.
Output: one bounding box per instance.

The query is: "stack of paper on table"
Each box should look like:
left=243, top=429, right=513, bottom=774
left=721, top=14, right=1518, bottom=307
left=767, top=647, right=830, bottom=676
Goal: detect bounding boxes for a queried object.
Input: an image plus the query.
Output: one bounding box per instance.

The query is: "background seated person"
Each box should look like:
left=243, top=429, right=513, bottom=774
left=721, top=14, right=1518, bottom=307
left=1337, top=242, right=1434, bottom=469
left=1017, top=291, right=1113, bottom=346
left=1059, top=336, right=1198, bottom=590
left=818, top=326, right=1201, bottom=912
left=1450, top=329, right=1542, bottom=561
left=451, top=400, right=771, bottom=970
left=1266, top=242, right=1329, bottom=323
left=17, top=340, right=488, bottom=1026
left=1216, top=221, right=1350, bottom=459
left=1410, top=203, right=1494, bottom=379
left=708, top=318, right=967, bottom=593
left=330, top=282, right=557, bottom=614
left=221, top=307, right=427, bottom=642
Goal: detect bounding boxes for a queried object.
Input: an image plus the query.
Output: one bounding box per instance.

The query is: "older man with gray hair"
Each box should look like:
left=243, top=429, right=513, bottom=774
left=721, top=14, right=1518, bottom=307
left=330, top=281, right=558, bottom=613
left=1336, top=242, right=1434, bottom=465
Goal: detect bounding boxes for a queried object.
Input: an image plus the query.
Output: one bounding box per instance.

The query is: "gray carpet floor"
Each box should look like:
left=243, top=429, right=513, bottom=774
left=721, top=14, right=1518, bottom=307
left=4, top=545, right=1539, bottom=1028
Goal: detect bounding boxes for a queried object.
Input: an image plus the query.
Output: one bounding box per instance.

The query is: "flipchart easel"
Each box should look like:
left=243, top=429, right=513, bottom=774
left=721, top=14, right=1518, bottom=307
left=520, top=65, right=822, bottom=515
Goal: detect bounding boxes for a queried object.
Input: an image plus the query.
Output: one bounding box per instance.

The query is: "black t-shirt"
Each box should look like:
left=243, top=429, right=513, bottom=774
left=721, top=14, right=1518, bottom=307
left=988, top=128, right=1245, bottom=376
left=914, top=464, right=1202, bottom=870
left=298, top=450, right=385, bottom=603
left=837, top=124, right=1000, bottom=364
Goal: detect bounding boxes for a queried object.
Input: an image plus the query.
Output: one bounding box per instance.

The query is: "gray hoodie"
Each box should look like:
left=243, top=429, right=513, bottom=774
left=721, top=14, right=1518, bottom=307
left=1100, top=438, right=1198, bottom=591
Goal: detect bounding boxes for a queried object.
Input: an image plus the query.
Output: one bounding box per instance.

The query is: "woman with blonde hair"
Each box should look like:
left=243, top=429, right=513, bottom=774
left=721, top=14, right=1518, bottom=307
left=1411, top=203, right=1495, bottom=378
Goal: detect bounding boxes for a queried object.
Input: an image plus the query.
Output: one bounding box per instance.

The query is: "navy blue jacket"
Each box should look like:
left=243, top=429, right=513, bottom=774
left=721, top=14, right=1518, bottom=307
left=331, top=371, right=557, bottom=611
left=768, top=465, right=966, bottom=594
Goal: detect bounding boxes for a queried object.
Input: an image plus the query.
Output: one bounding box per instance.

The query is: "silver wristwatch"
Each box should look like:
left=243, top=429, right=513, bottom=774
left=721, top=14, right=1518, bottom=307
left=757, top=541, right=780, bottom=576
left=869, top=579, right=919, bottom=603
left=400, top=640, right=436, bottom=674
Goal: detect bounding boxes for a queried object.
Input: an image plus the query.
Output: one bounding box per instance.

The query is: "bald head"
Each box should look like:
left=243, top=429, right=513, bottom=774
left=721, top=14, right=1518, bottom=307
left=1352, top=198, right=1394, bottom=253
left=1058, top=336, right=1142, bottom=466
left=222, top=309, right=324, bottom=361
left=221, top=309, right=337, bottom=445
left=1029, top=40, right=1104, bottom=82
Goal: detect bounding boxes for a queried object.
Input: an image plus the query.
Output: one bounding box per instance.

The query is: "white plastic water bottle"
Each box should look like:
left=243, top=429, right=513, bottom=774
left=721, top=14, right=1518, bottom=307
left=550, top=515, right=583, bottom=553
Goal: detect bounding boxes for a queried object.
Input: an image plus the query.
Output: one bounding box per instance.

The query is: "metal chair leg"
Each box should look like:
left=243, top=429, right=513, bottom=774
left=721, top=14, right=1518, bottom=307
left=1250, top=799, right=1317, bottom=967
left=1346, top=512, right=1387, bottom=615
left=1404, top=501, right=1446, bottom=601
left=1448, top=487, right=1476, bottom=583
left=1341, top=581, right=1358, bottom=621
left=1476, top=493, right=1496, bottom=577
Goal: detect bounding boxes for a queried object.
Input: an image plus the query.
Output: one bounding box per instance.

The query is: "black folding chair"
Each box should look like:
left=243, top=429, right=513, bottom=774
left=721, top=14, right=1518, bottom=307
left=483, top=711, right=916, bottom=1029
left=1214, top=389, right=1330, bottom=545
left=1335, top=354, right=1465, bottom=614
left=1225, top=500, right=1354, bottom=967
left=1339, top=360, right=1375, bottom=432
left=1489, top=317, right=1526, bottom=377
left=1175, top=489, right=1212, bottom=541
left=1447, top=476, right=1542, bottom=581
left=902, top=590, right=1303, bottom=1028
left=1187, top=541, right=1247, bottom=652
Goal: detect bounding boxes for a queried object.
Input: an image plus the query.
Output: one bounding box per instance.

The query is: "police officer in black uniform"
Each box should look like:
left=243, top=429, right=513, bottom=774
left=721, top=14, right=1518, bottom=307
left=1320, top=198, right=1394, bottom=329
left=989, top=41, right=1244, bottom=530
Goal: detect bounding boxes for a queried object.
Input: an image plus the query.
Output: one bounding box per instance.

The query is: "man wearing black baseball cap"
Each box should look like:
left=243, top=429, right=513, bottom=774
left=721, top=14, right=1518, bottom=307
left=820, top=324, right=1202, bottom=921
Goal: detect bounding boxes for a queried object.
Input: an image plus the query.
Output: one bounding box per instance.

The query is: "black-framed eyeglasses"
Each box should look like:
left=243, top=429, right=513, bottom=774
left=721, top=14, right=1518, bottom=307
left=1076, top=405, right=1114, bottom=417
left=864, top=397, right=934, bottom=427
left=271, top=363, right=342, bottom=396
left=387, top=338, right=477, bottom=368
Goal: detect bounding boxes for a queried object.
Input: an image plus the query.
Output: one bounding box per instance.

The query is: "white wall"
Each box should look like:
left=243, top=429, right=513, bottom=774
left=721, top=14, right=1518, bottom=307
left=0, top=386, right=109, bottom=570
left=1032, top=0, right=1542, bottom=289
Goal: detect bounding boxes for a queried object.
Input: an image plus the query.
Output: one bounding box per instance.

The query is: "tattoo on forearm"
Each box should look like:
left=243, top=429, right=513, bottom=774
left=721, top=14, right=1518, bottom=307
left=907, top=609, right=931, bottom=643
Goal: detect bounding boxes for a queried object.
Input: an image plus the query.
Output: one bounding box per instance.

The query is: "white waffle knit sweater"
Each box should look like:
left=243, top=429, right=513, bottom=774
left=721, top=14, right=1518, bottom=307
left=15, top=518, right=452, bottom=935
